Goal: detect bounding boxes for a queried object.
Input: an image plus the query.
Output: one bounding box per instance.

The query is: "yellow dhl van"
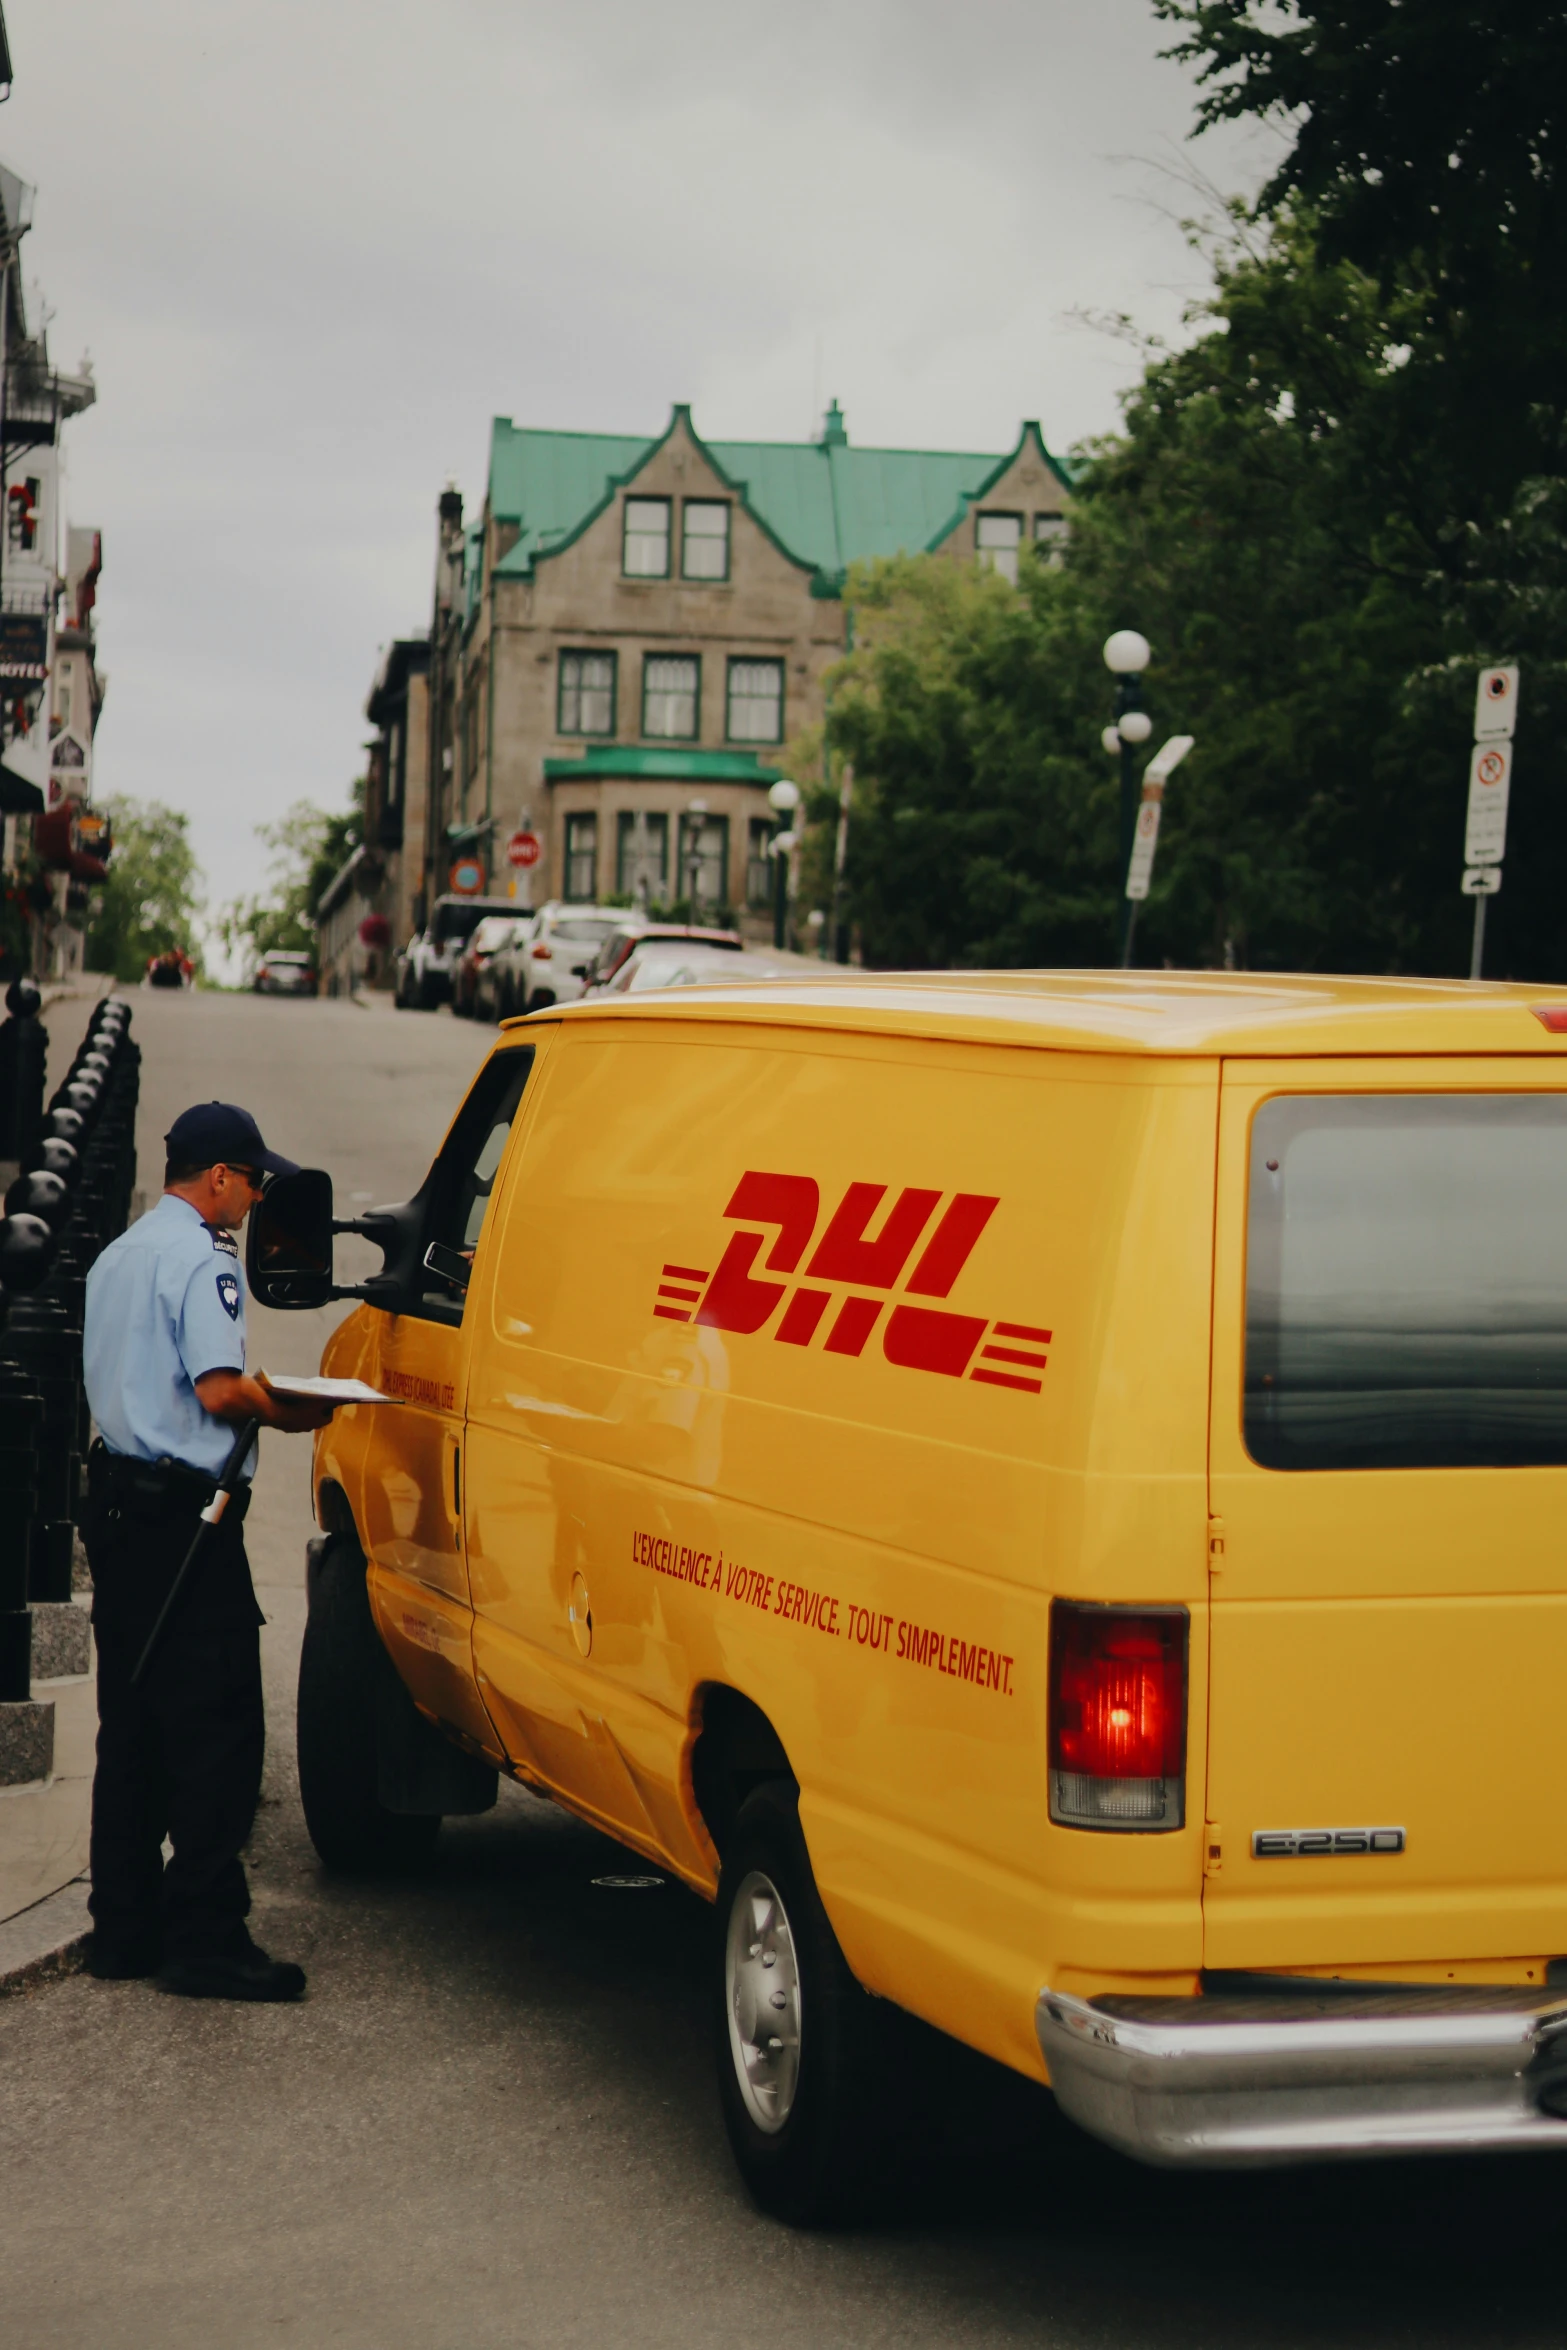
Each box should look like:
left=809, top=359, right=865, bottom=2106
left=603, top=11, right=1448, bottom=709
left=250, top=970, right=1567, bottom=2217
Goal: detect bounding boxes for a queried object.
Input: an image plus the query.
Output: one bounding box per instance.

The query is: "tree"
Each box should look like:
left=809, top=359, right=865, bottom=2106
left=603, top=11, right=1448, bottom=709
left=1156, top=0, right=1567, bottom=525
left=216, top=785, right=363, bottom=971
left=84, top=798, right=205, bottom=980
left=830, top=206, right=1567, bottom=978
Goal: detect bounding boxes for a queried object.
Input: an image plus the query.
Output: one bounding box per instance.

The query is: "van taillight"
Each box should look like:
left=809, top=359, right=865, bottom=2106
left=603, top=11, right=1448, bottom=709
left=1048, top=1602, right=1187, bottom=1832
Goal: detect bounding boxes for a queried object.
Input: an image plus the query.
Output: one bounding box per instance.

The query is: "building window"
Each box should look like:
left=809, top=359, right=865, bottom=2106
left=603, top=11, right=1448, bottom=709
left=623, top=497, right=671, bottom=578
left=726, top=658, right=784, bottom=744
left=642, top=654, right=700, bottom=740
left=557, top=650, right=617, bottom=736
left=747, top=816, right=774, bottom=909
left=682, top=501, right=730, bottom=581
left=677, top=811, right=729, bottom=913
left=976, top=511, right=1022, bottom=586
left=616, top=809, right=669, bottom=903
left=1034, top=513, right=1069, bottom=566
left=564, top=811, right=599, bottom=902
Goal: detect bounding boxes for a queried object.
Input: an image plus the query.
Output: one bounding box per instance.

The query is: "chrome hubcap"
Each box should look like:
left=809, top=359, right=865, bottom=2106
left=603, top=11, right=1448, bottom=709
left=725, top=1868, right=802, bottom=2134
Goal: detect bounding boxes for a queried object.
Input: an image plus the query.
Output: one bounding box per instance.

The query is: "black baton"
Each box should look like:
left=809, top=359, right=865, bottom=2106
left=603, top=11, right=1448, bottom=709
left=130, top=1415, right=262, bottom=1686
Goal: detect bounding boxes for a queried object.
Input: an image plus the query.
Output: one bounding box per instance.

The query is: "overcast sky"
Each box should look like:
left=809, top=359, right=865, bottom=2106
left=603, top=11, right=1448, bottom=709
left=4, top=0, right=1269, bottom=925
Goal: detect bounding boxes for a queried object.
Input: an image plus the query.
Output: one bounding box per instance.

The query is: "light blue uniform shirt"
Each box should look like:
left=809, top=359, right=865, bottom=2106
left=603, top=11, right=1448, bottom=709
left=84, top=1193, right=254, bottom=1480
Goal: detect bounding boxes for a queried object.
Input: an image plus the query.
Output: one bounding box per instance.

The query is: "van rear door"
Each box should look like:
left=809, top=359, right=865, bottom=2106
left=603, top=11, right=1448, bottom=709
left=1205, top=1061, right=1567, bottom=1979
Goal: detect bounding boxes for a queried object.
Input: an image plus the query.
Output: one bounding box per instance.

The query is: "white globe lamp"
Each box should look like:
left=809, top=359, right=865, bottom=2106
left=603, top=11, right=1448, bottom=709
left=1103, top=629, right=1152, bottom=676
left=1117, top=708, right=1153, bottom=745
left=768, top=779, right=801, bottom=815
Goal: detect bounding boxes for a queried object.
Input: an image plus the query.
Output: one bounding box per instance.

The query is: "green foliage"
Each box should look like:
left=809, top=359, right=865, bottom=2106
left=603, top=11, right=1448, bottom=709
left=217, top=785, right=363, bottom=968
left=84, top=797, right=205, bottom=981
left=829, top=204, right=1567, bottom=977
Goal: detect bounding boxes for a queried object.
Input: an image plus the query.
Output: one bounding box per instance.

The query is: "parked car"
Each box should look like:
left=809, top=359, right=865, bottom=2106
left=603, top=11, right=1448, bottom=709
left=144, top=949, right=193, bottom=989
left=452, top=915, right=524, bottom=1019
left=580, top=921, right=745, bottom=996
left=488, top=904, right=626, bottom=1018
left=597, top=941, right=815, bottom=995
left=253, top=949, right=318, bottom=997
left=395, top=895, right=517, bottom=1010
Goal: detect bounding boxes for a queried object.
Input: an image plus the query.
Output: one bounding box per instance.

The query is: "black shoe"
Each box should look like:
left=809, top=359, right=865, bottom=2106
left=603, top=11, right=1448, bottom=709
left=86, top=1933, right=163, bottom=1981
left=158, top=1938, right=307, bottom=2003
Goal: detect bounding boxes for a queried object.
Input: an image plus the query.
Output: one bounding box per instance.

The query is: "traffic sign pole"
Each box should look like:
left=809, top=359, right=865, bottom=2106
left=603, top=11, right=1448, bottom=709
left=1462, top=666, right=1519, bottom=980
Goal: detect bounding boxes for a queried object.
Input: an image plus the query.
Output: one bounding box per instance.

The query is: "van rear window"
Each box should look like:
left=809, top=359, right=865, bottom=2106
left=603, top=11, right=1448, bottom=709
left=1245, top=1095, right=1567, bottom=1470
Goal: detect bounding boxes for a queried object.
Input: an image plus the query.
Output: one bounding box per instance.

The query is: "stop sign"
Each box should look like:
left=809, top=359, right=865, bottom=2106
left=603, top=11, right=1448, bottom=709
left=507, top=830, right=541, bottom=869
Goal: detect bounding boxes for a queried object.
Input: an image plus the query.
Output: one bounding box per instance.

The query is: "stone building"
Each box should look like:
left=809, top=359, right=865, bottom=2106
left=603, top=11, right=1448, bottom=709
left=406, top=402, right=1071, bottom=930
left=315, top=636, right=431, bottom=996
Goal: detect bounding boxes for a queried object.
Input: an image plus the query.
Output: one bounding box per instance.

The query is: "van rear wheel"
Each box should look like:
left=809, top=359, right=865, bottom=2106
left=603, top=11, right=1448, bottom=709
left=715, top=1782, right=888, bottom=2224
left=296, top=1533, right=441, bottom=1874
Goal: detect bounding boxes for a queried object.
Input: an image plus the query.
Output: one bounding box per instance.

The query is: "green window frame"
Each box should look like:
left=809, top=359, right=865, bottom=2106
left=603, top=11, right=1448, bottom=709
left=642, top=654, right=701, bottom=741
left=556, top=649, right=617, bottom=737
left=677, top=811, right=730, bottom=914
left=563, top=811, right=599, bottom=902
left=726, top=657, right=784, bottom=745
left=623, top=497, right=671, bottom=579
left=746, top=816, right=774, bottom=908
left=616, top=809, right=669, bottom=901
left=681, top=500, right=731, bottom=581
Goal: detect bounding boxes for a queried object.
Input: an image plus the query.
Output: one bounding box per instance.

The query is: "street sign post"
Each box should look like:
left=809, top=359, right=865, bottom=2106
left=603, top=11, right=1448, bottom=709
left=1461, top=665, right=1520, bottom=979
left=1121, top=736, right=1194, bottom=967
left=1463, top=740, right=1513, bottom=867
left=1474, top=665, right=1519, bottom=742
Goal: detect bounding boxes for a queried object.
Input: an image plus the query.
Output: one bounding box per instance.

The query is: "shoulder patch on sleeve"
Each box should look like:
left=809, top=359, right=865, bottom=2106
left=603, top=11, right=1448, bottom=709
left=216, top=1270, right=241, bottom=1321
left=205, top=1223, right=240, bottom=1259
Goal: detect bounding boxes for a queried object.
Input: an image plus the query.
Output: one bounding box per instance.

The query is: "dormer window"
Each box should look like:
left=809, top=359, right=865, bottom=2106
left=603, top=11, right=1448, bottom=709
left=682, top=501, right=730, bottom=581
left=976, top=511, right=1022, bottom=586
left=623, top=497, right=671, bottom=578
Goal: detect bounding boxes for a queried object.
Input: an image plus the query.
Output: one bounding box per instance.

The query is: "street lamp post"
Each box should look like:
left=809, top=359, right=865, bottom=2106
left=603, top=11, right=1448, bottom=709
left=1103, top=630, right=1152, bottom=965
left=767, top=778, right=800, bottom=949
left=684, top=797, right=708, bottom=917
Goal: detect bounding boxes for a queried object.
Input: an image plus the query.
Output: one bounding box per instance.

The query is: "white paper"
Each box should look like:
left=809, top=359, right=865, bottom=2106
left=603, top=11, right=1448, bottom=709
left=259, top=1373, right=401, bottom=1404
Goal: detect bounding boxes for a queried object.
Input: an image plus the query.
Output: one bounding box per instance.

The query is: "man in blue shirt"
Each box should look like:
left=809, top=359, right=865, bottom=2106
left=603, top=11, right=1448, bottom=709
left=82, top=1101, right=334, bottom=2001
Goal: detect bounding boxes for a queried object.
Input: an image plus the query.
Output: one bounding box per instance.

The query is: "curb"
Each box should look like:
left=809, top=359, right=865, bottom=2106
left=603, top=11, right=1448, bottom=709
left=0, top=1877, right=91, bottom=1996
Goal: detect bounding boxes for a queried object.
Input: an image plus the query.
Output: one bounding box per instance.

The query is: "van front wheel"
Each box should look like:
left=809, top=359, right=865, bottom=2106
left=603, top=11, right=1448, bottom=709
left=296, top=1533, right=441, bottom=1874
left=715, top=1783, right=887, bottom=2224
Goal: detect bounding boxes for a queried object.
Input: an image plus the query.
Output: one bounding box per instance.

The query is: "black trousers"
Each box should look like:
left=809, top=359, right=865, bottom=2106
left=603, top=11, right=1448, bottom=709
left=86, top=1503, right=265, bottom=1965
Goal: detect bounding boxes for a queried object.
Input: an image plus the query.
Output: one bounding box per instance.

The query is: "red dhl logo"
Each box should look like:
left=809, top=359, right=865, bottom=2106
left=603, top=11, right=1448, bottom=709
left=653, top=1172, right=1049, bottom=1395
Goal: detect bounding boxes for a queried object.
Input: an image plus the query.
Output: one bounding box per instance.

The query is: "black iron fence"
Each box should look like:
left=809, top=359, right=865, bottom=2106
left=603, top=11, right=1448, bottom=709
left=0, top=989, right=139, bottom=1701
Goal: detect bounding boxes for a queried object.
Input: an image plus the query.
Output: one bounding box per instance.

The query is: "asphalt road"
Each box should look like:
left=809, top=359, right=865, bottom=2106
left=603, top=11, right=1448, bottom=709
left=5, top=984, right=1567, bottom=2350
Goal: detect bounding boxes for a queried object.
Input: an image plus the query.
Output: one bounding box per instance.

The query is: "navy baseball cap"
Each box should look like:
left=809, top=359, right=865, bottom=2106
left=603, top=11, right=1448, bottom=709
left=164, top=1101, right=300, bottom=1179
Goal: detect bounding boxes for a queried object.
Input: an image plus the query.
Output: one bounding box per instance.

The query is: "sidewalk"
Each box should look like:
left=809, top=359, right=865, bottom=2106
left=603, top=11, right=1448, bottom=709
left=0, top=1872, right=90, bottom=1994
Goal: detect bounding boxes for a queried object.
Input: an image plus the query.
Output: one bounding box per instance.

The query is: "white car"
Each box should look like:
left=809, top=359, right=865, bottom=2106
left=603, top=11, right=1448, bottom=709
left=601, top=941, right=821, bottom=994
left=489, top=904, right=626, bottom=1018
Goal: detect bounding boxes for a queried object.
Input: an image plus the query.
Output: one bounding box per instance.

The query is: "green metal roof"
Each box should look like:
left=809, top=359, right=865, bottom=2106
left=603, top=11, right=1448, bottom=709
left=542, top=747, right=784, bottom=784
left=484, top=408, right=1070, bottom=597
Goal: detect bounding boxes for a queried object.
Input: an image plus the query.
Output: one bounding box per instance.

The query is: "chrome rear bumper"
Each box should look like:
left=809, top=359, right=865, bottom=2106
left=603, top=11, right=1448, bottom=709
left=1036, top=1985, right=1567, bottom=2167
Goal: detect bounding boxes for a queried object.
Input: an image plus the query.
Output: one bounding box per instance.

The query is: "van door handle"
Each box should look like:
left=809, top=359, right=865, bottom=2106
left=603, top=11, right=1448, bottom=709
left=452, top=1444, right=461, bottom=1517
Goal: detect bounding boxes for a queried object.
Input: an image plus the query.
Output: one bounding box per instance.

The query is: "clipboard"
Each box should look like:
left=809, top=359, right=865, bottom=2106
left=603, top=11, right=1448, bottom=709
left=256, top=1372, right=405, bottom=1405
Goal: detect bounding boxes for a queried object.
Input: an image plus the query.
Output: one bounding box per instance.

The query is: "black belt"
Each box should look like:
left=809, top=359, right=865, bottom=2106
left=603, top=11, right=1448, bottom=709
left=88, top=1438, right=252, bottom=1523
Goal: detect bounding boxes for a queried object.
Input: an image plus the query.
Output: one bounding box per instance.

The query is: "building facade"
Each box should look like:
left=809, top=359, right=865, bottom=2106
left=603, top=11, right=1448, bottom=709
left=316, top=636, right=431, bottom=996
left=0, top=158, right=107, bottom=979
left=401, top=403, right=1070, bottom=934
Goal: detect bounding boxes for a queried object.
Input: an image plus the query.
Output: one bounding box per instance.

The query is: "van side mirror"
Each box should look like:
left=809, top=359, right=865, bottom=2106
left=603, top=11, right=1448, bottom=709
left=246, top=1168, right=335, bottom=1308
left=246, top=1168, right=428, bottom=1312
